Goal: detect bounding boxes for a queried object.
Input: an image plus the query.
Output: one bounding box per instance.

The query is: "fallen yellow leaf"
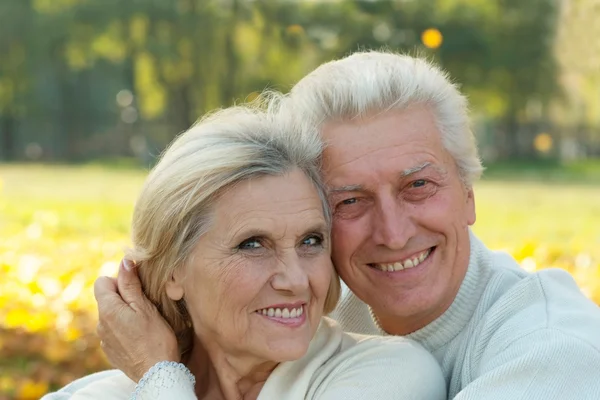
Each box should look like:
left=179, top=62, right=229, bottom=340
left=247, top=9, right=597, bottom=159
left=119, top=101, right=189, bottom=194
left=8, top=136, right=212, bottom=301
left=17, top=379, right=48, bottom=400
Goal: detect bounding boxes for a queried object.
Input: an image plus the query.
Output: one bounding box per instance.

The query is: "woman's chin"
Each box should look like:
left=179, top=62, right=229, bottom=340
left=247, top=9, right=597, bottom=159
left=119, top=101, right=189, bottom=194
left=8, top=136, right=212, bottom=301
left=255, top=334, right=312, bottom=363
left=269, top=342, right=311, bottom=363
left=249, top=308, right=318, bottom=362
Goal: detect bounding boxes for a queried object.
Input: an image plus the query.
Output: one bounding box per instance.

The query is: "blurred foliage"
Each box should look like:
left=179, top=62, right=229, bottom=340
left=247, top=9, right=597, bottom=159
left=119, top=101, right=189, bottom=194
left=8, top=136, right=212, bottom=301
left=0, top=0, right=598, bottom=162
left=1, top=163, right=599, bottom=399
left=0, top=165, right=139, bottom=399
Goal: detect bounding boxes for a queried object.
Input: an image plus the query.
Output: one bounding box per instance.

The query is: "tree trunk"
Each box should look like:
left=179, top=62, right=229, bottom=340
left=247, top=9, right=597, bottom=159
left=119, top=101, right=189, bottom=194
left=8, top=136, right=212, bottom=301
left=1, top=113, right=16, bottom=160
left=222, top=0, right=239, bottom=105
left=502, top=108, right=521, bottom=159
left=172, top=85, right=193, bottom=134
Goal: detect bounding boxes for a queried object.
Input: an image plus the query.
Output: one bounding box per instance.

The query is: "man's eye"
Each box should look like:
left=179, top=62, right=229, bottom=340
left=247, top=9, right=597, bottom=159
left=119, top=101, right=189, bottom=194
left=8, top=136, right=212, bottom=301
left=238, top=238, right=262, bottom=250
left=411, top=179, right=428, bottom=188
left=331, top=196, right=369, bottom=220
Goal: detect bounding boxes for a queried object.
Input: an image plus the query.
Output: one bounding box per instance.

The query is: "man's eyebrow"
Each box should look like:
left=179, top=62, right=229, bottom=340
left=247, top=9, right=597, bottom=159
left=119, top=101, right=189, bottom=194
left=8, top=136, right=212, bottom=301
left=401, top=162, right=446, bottom=177
left=327, top=163, right=445, bottom=194
left=401, top=162, right=431, bottom=176
left=328, top=184, right=364, bottom=194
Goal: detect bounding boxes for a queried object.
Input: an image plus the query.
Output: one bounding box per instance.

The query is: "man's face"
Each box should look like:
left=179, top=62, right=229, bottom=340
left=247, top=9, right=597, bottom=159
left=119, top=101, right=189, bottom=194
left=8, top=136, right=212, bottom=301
left=322, top=106, right=476, bottom=334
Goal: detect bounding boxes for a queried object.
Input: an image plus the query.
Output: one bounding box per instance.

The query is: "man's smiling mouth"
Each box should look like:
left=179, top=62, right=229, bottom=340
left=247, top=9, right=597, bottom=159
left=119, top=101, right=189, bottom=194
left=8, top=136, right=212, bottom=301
left=369, top=247, right=435, bottom=272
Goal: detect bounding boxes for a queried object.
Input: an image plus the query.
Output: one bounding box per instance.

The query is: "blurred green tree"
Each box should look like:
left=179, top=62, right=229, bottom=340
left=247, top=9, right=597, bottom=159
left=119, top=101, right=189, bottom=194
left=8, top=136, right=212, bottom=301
left=1, top=0, right=595, bottom=162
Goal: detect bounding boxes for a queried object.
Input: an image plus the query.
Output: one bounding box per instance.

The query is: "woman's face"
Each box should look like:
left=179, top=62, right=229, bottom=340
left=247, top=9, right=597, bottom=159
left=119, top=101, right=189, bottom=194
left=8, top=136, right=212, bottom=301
left=167, top=169, right=332, bottom=363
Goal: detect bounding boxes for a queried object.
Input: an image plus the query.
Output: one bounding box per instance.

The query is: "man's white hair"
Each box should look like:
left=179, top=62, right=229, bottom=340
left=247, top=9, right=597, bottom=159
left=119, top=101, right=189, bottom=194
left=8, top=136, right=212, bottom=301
left=277, top=50, right=484, bottom=186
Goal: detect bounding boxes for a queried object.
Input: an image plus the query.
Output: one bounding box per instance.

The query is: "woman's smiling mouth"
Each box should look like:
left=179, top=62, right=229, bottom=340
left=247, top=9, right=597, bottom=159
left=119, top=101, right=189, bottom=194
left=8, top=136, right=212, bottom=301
left=256, top=304, right=307, bottom=327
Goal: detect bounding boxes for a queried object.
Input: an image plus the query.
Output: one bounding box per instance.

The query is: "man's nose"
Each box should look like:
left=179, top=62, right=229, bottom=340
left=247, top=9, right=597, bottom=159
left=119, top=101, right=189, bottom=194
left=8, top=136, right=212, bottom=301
left=371, top=194, right=415, bottom=250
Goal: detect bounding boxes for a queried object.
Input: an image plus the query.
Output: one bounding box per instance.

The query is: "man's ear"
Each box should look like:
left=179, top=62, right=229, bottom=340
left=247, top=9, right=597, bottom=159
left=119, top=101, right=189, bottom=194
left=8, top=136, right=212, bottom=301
left=165, top=268, right=185, bottom=301
left=466, top=186, right=476, bottom=226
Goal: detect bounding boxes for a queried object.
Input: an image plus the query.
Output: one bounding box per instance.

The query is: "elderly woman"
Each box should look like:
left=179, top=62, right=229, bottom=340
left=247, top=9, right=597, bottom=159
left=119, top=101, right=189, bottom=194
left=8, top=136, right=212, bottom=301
left=43, top=106, right=446, bottom=400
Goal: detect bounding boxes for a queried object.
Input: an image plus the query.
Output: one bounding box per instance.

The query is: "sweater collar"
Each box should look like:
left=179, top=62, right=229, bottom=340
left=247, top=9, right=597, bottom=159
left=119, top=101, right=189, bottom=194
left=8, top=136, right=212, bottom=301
left=369, top=230, right=494, bottom=351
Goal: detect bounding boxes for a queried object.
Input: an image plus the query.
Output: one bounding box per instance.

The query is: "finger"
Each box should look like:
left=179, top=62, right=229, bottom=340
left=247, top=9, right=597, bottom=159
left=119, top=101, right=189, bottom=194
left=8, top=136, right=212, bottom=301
left=94, top=276, right=118, bottom=300
left=94, top=276, right=126, bottom=315
left=96, top=322, right=105, bottom=338
left=117, top=259, right=145, bottom=306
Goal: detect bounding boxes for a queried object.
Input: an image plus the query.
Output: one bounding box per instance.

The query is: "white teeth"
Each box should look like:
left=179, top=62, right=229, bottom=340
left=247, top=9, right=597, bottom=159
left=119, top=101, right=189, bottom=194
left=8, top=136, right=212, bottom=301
left=374, top=249, right=431, bottom=272
left=393, top=262, right=404, bottom=271
left=258, top=306, right=304, bottom=319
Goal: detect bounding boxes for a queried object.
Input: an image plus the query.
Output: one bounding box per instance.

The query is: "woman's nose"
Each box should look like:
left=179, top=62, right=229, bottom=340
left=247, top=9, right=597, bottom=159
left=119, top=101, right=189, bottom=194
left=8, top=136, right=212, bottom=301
left=271, top=255, right=310, bottom=294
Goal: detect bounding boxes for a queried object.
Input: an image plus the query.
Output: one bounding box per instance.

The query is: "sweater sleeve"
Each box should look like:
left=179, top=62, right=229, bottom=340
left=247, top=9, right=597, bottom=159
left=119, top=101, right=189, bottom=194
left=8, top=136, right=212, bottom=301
left=310, top=338, right=447, bottom=400
left=44, top=363, right=198, bottom=400
left=453, top=329, right=600, bottom=400
left=129, top=361, right=197, bottom=400
left=40, top=370, right=125, bottom=400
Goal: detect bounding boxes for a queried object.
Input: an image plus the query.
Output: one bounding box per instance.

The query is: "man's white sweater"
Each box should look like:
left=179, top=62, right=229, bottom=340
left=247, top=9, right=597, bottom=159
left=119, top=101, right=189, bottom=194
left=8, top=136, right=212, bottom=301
left=330, top=233, right=600, bottom=399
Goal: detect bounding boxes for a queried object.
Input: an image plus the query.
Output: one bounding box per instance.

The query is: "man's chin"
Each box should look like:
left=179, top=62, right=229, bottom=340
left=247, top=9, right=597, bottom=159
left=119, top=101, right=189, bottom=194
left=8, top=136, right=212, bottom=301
left=366, top=292, right=444, bottom=335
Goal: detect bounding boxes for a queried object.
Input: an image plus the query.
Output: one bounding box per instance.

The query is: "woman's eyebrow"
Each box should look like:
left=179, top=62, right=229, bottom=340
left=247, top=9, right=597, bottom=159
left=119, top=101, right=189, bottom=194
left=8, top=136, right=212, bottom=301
left=302, top=222, right=329, bottom=235
left=224, top=226, right=270, bottom=244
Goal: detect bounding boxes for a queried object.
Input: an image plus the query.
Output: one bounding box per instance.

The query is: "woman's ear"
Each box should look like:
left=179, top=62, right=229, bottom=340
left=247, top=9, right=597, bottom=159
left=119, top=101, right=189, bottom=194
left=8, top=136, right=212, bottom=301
left=165, top=268, right=185, bottom=301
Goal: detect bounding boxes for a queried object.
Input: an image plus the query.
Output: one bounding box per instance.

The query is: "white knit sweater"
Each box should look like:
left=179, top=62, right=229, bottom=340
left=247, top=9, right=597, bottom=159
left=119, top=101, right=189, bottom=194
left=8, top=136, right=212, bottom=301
left=42, top=318, right=446, bottom=399
left=330, top=232, right=600, bottom=399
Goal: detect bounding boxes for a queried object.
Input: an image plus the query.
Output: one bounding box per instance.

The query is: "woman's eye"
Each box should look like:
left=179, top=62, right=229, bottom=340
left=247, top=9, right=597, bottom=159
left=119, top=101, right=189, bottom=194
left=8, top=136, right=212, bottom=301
left=238, top=238, right=262, bottom=250
left=302, top=235, right=323, bottom=247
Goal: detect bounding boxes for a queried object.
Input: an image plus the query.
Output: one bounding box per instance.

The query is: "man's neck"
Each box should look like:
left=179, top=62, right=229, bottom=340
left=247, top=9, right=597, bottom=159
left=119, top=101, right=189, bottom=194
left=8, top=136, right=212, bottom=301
left=374, top=299, right=454, bottom=335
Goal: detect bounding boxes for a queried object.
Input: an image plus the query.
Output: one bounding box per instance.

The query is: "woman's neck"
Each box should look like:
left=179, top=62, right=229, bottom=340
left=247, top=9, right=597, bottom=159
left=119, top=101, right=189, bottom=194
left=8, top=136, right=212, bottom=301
left=185, top=337, right=278, bottom=400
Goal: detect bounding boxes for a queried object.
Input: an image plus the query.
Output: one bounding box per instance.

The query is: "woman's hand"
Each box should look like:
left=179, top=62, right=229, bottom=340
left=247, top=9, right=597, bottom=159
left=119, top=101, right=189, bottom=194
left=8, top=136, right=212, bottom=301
left=94, top=260, right=180, bottom=382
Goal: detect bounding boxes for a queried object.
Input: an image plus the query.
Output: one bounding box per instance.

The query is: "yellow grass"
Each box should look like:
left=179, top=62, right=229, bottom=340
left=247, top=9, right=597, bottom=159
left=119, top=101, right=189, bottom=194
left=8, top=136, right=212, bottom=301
left=0, top=164, right=599, bottom=399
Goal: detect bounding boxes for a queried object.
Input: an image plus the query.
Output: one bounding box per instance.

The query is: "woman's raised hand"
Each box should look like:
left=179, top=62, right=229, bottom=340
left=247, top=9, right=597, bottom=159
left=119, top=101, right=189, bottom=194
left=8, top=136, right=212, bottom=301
left=94, top=260, right=180, bottom=382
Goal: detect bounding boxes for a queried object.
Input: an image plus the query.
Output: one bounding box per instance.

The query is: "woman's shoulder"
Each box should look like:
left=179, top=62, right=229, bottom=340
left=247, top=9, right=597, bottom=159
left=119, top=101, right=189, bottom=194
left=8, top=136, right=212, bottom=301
left=320, top=316, right=431, bottom=356
left=307, top=318, right=447, bottom=399
left=258, top=318, right=446, bottom=400
left=41, top=370, right=134, bottom=400
left=330, top=318, right=440, bottom=371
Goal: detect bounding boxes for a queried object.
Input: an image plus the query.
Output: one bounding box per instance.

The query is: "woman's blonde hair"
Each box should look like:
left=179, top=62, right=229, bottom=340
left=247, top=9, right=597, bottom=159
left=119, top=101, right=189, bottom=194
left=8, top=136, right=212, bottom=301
left=127, top=106, right=340, bottom=355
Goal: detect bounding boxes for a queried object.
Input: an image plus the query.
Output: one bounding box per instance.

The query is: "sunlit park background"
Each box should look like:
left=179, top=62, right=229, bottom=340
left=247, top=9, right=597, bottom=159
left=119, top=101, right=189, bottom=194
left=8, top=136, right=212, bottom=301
left=1, top=0, right=600, bottom=398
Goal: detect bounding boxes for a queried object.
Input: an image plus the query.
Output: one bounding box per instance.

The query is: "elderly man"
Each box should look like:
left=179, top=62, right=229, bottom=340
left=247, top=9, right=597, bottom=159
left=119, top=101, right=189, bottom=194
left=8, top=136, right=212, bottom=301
left=74, top=52, right=600, bottom=399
